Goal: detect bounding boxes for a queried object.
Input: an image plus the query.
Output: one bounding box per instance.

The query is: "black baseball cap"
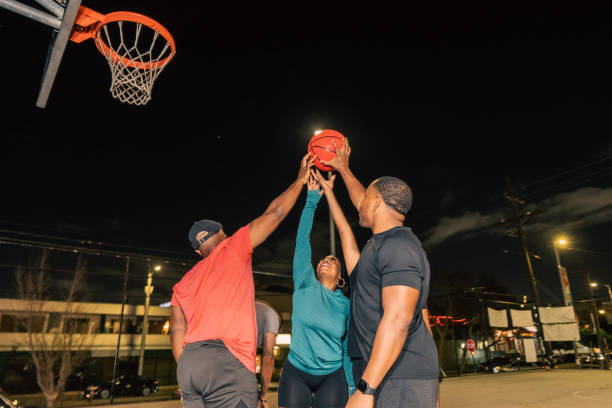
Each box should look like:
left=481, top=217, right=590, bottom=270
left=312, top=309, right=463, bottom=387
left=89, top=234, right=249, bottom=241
left=188, top=219, right=223, bottom=249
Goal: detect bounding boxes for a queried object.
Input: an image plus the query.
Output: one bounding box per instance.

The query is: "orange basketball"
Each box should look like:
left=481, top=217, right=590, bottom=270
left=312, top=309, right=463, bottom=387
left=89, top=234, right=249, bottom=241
left=307, top=129, right=345, bottom=172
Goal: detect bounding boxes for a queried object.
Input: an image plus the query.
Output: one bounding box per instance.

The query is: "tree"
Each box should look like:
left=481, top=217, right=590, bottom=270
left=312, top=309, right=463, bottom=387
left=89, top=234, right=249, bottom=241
left=16, top=250, right=91, bottom=408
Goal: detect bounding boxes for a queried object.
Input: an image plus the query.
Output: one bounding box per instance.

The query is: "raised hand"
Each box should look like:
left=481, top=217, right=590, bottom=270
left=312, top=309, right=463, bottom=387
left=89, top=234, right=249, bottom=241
left=312, top=169, right=336, bottom=194
left=319, top=137, right=351, bottom=172
left=307, top=173, right=322, bottom=193
left=297, top=153, right=316, bottom=185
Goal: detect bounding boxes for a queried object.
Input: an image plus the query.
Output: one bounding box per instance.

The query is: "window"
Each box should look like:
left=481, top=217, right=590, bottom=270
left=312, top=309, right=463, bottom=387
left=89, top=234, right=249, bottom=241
left=106, top=318, right=138, bottom=334
left=63, top=318, right=91, bottom=334
left=148, top=319, right=170, bottom=335
left=0, top=314, right=46, bottom=333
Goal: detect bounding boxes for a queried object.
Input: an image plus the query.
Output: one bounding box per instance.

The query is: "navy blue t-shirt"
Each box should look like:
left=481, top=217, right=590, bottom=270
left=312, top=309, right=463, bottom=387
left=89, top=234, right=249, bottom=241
left=347, top=226, right=439, bottom=380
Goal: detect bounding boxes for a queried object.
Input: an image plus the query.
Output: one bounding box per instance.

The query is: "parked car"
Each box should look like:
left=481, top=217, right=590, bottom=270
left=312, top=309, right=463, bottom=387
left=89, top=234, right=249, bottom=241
left=66, top=360, right=102, bottom=391
left=578, top=353, right=607, bottom=368
left=0, top=387, right=21, bottom=408
left=83, top=374, right=159, bottom=399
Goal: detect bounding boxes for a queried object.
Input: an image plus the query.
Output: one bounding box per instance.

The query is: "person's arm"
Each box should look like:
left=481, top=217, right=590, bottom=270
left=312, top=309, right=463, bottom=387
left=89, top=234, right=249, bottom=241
left=343, top=317, right=356, bottom=396
left=170, top=305, right=187, bottom=363
left=318, top=138, right=367, bottom=211
left=422, top=308, right=433, bottom=336
left=293, top=180, right=321, bottom=288
left=249, top=153, right=314, bottom=249
left=259, top=332, right=276, bottom=407
left=313, top=170, right=360, bottom=274
left=347, top=286, right=419, bottom=408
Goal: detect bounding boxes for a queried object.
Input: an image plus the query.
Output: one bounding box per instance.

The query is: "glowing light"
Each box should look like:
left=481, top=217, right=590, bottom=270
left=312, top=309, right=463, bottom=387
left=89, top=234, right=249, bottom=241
left=590, top=282, right=598, bottom=288
left=599, top=309, right=605, bottom=315
left=314, top=130, right=323, bottom=135
left=162, top=320, right=170, bottom=335
left=555, top=237, right=568, bottom=247
left=154, top=265, right=162, bottom=272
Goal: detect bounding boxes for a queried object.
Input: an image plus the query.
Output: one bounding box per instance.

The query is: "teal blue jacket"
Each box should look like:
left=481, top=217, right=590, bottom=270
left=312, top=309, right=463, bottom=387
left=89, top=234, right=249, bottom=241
left=287, top=190, right=354, bottom=393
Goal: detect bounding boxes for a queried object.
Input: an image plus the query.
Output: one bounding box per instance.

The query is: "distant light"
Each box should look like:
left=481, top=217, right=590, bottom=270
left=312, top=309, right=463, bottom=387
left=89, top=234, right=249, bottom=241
left=159, top=301, right=171, bottom=308
left=276, top=334, right=291, bottom=345
left=162, top=320, right=170, bottom=335
left=555, top=237, right=568, bottom=247
left=154, top=265, right=162, bottom=272
left=314, top=130, right=323, bottom=135
left=599, top=309, right=605, bottom=315
left=590, top=282, right=598, bottom=288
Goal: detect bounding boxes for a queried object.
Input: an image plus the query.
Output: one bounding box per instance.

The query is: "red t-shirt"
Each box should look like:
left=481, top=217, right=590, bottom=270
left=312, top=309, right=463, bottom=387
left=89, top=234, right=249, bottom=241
left=171, top=225, right=256, bottom=372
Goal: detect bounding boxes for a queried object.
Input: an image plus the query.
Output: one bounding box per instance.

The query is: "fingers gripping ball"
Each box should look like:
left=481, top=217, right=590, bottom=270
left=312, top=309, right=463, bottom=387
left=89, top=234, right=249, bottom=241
left=307, top=129, right=346, bottom=171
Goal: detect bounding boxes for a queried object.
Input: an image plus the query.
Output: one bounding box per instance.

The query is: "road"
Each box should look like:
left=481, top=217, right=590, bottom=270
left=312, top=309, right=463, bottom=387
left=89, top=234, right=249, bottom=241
left=58, top=369, right=612, bottom=408
left=440, top=369, right=612, bottom=408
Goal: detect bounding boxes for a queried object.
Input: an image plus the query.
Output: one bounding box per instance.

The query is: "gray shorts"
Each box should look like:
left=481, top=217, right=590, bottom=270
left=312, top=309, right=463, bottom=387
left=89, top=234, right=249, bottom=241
left=376, top=378, right=439, bottom=408
left=177, top=339, right=257, bottom=408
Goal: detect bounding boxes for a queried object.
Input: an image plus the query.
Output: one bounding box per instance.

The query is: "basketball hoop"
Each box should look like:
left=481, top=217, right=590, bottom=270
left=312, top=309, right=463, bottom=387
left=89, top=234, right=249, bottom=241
left=70, top=6, right=176, bottom=105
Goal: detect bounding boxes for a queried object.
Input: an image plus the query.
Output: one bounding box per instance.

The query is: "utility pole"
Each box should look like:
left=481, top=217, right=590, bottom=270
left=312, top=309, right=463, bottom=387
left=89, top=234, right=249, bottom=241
left=110, top=257, right=130, bottom=405
left=138, top=264, right=160, bottom=376
left=504, top=177, right=550, bottom=360
left=604, top=284, right=612, bottom=303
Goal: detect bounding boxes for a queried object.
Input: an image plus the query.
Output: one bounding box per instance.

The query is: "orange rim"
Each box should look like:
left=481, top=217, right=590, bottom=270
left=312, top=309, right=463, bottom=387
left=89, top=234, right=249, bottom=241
left=94, top=11, right=176, bottom=70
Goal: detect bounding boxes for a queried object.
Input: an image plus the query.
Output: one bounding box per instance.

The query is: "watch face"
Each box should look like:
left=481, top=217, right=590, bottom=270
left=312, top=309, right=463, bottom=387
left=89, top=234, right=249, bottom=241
left=357, top=379, right=368, bottom=392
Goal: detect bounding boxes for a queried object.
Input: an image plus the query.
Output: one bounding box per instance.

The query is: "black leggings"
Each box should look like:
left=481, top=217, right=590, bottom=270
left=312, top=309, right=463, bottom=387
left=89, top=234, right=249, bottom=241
left=278, top=359, right=348, bottom=408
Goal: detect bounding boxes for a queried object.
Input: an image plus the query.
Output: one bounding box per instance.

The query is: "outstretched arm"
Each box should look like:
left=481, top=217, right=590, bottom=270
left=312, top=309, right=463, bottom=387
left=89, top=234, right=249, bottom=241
left=249, top=154, right=314, bottom=249
left=319, top=138, right=367, bottom=211
left=313, top=170, right=360, bottom=274
left=293, top=176, right=321, bottom=288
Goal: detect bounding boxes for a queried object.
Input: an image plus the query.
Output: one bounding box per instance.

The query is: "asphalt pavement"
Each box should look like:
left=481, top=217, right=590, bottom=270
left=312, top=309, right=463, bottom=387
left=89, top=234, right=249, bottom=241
left=27, top=368, right=612, bottom=408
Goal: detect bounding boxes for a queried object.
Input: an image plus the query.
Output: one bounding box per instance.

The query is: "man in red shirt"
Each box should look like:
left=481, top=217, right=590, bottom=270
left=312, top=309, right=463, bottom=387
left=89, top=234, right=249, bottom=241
left=171, top=154, right=314, bottom=408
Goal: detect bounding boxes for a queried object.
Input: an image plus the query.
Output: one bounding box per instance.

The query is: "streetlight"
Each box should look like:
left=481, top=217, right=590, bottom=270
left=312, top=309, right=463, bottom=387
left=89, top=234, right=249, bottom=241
left=552, top=236, right=579, bottom=365
left=137, top=264, right=161, bottom=376
left=582, top=273, right=609, bottom=370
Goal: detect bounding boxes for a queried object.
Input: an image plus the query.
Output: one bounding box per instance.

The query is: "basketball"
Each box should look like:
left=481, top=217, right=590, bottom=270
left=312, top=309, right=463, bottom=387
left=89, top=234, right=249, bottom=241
left=307, top=129, right=346, bottom=172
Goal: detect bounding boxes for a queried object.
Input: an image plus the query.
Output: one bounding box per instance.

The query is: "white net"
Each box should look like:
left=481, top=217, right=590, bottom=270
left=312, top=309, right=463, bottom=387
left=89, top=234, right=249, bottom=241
left=95, top=20, right=174, bottom=106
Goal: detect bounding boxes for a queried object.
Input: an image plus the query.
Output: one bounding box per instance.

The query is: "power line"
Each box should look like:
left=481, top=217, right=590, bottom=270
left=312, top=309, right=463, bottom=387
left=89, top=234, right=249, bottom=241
left=0, top=238, right=291, bottom=279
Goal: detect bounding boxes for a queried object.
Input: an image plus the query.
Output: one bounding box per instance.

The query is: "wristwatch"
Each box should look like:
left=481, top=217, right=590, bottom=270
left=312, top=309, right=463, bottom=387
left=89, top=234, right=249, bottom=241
left=356, top=378, right=377, bottom=395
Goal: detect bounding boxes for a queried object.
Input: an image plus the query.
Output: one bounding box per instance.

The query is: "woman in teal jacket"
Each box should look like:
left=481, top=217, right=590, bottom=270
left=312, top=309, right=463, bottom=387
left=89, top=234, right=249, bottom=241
left=278, top=172, right=355, bottom=408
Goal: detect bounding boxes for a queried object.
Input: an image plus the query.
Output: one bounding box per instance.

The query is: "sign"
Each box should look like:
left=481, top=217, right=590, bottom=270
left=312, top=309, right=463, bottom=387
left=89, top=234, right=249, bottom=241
left=558, top=266, right=573, bottom=305
left=466, top=339, right=476, bottom=353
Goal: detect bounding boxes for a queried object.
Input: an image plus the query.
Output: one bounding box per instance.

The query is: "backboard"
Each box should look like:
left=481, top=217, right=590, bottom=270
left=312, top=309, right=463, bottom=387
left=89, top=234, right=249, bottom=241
left=37, top=0, right=82, bottom=108
left=0, top=0, right=81, bottom=108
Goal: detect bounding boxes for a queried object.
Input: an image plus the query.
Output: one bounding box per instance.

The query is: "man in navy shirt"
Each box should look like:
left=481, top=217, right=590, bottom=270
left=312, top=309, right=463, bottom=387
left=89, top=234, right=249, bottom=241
left=320, top=139, right=439, bottom=408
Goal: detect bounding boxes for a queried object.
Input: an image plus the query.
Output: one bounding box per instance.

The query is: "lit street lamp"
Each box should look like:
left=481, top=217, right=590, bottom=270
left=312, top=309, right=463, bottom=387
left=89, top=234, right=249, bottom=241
left=552, top=236, right=579, bottom=365
left=138, top=264, right=161, bottom=376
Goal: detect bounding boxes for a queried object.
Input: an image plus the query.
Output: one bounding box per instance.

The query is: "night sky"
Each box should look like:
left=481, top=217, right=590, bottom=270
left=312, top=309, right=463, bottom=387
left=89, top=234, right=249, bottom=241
left=1, top=2, right=612, bottom=310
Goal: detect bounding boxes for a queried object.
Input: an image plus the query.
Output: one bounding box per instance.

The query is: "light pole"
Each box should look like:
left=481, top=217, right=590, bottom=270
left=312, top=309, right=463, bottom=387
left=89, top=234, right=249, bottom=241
left=553, top=237, right=580, bottom=365
left=589, top=282, right=611, bottom=362
left=583, top=278, right=609, bottom=369
left=603, top=284, right=612, bottom=303
left=138, top=264, right=161, bottom=376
